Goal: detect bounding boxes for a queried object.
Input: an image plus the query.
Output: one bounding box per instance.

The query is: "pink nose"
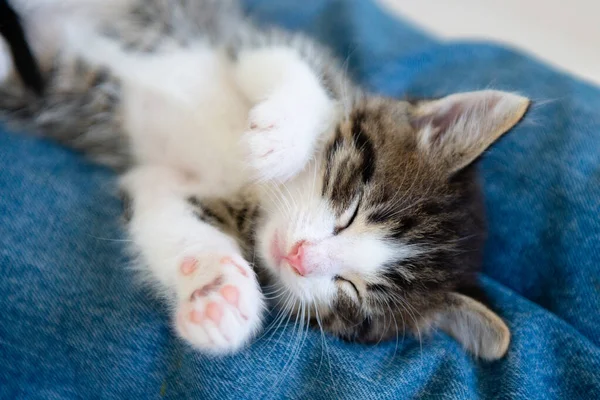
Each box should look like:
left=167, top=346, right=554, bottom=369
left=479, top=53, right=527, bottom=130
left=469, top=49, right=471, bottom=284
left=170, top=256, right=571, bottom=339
left=285, top=240, right=307, bottom=276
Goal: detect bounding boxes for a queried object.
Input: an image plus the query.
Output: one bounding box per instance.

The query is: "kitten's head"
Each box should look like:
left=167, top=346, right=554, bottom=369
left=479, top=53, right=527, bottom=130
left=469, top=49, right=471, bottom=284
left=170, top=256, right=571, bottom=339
left=255, top=90, right=529, bottom=360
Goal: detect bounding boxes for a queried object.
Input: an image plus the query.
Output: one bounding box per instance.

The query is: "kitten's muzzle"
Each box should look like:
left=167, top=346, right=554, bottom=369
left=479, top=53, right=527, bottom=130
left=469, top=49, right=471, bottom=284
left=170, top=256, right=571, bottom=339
left=284, top=240, right=307, bottom=276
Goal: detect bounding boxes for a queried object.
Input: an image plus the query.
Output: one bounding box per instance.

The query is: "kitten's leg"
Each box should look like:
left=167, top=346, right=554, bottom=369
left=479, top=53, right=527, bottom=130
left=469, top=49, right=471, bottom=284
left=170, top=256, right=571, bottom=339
left=0, top=37, right=128, bottom=169
left=121, top=165, right=264, bottom=353
left=233, top=47, right=338, bottom=182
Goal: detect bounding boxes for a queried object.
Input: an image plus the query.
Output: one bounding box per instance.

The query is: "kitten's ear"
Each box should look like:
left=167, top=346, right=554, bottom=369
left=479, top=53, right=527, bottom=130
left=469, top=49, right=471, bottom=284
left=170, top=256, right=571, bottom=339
left=411, top=90, right=530, bottom=173
left=433, top=292, right=510, bottom=360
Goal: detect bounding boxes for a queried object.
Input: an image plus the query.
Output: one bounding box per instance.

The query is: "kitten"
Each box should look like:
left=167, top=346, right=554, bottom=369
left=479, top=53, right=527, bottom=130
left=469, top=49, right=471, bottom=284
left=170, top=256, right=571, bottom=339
left=0, top=0, right=529, bottom=360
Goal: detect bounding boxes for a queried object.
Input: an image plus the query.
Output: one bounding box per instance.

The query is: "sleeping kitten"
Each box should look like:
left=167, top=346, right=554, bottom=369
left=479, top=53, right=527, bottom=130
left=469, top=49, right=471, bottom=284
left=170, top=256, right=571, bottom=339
left=0, top=0, right=529, bottom=360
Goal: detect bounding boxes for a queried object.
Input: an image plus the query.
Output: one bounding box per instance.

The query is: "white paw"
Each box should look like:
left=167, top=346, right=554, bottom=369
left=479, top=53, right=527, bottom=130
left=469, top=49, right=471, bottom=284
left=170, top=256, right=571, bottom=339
left=174, top=254, right=264, bottom=354
left=242, top=93, right=322, bottom=182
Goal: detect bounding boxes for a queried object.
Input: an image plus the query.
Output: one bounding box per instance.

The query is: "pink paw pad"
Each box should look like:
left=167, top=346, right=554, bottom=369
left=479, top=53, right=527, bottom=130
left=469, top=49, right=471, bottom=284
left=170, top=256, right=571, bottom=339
left=180, top=258, right=197, bottom=275
left=205, top=302, right=223, bottom=323
left=220, top=285, right=239, bottom=306
left=220, top=285, right=248, bottom=320
left=189, top=309, right=204, bottom=324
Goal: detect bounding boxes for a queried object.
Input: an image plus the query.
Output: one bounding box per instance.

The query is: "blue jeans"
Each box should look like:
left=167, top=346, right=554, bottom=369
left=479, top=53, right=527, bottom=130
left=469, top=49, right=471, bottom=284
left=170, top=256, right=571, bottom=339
left=1, top=0, right=599, bottom=398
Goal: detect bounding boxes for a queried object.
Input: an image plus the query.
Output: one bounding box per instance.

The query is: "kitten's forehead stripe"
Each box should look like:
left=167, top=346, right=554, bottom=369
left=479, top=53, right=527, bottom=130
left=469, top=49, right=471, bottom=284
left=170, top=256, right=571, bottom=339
left=323, top=111, right=377, bottom=210
left=322, top=127, right=344, bottom=196
left=350, top=111, right=376, bottom=183
left=330, top=159, right=362, bottom=207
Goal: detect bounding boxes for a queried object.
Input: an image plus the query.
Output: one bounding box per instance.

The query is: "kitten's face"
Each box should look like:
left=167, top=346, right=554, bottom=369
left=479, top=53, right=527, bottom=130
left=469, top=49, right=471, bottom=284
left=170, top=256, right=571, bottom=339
left=255, top=91, right=529, bottom=360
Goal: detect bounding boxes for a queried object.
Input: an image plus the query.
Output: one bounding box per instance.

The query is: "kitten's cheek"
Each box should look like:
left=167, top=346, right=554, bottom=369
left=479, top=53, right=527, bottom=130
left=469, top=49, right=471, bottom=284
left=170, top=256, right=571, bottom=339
left=269, top=230, right=284, bottom=267
left=257, top=224, right=281, bottom=272
left=303, top=252, right=338, bottom=277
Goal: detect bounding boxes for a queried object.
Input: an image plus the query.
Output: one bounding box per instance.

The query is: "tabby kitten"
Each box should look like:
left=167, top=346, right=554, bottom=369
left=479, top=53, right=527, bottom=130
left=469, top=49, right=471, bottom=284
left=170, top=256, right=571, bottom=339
left=0, top=0, right=529, bottom=360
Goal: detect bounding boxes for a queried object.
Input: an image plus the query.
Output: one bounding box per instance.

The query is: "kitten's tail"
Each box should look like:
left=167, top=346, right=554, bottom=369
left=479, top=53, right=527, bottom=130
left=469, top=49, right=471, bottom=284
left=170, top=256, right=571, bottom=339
left=0, top=0, right=131, bottom=169
left=0, top=55, right=130, bottom=169
left=0, top=0, right=246, bottom=170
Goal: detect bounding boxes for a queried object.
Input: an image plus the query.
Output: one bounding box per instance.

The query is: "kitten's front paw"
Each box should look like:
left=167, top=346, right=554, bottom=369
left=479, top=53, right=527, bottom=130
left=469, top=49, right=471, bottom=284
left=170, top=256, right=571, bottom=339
left=174, top=254, right=264, bottom=354
left=242, top=95, right=322, bottom=182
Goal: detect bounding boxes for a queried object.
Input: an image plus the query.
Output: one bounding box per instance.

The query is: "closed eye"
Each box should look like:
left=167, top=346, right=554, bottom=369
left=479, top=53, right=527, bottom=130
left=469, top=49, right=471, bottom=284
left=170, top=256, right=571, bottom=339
left=333, top=197, right=360, bottom=235
left=334, top=275, right=360, bottom=299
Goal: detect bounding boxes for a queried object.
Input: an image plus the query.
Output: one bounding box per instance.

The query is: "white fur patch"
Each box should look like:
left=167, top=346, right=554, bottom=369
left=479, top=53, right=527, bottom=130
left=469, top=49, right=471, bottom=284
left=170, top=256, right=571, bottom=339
left=235, top=47, right=336, bottom=182
left=121, top=166, right=265, bottom=353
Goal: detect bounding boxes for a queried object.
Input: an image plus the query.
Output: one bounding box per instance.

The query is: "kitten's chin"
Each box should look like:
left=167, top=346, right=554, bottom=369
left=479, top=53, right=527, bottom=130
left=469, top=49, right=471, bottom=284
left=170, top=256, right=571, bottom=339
left=256, top=225, right=282, bottom=275
left=256, top=219, right=337, bottom=305
left=264, top=264, right=336, bottom=306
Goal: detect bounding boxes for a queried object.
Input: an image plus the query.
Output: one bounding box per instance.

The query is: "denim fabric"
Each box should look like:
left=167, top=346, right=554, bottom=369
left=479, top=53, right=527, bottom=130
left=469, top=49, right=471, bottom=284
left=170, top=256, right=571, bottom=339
left=1, top=0, right=599, bottom=398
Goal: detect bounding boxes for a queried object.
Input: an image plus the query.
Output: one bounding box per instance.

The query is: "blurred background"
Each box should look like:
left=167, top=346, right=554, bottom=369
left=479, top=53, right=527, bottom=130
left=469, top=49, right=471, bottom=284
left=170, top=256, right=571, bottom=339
left=378, top=0, right=600, bottom=85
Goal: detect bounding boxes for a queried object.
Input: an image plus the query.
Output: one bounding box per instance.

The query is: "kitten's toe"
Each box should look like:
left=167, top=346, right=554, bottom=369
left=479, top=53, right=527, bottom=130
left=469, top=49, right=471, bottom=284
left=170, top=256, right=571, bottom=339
left=242, top=98, right=316, bottom=182
left=174, top=255, right=264, bottom=354
left=247, top=101, right=280, bottom=133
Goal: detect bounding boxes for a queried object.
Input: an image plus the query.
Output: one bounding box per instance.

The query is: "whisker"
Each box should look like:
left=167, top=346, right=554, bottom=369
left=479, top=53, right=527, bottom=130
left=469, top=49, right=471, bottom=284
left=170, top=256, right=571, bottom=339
left=86, top=234, right=132, bottom=243
left=256, top=291, right=295, bottom=345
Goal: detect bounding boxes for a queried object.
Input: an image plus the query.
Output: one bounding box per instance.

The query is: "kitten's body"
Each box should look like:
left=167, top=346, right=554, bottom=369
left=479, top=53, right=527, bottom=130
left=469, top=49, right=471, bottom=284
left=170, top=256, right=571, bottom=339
left=0, top=0, right=529, bottom=359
